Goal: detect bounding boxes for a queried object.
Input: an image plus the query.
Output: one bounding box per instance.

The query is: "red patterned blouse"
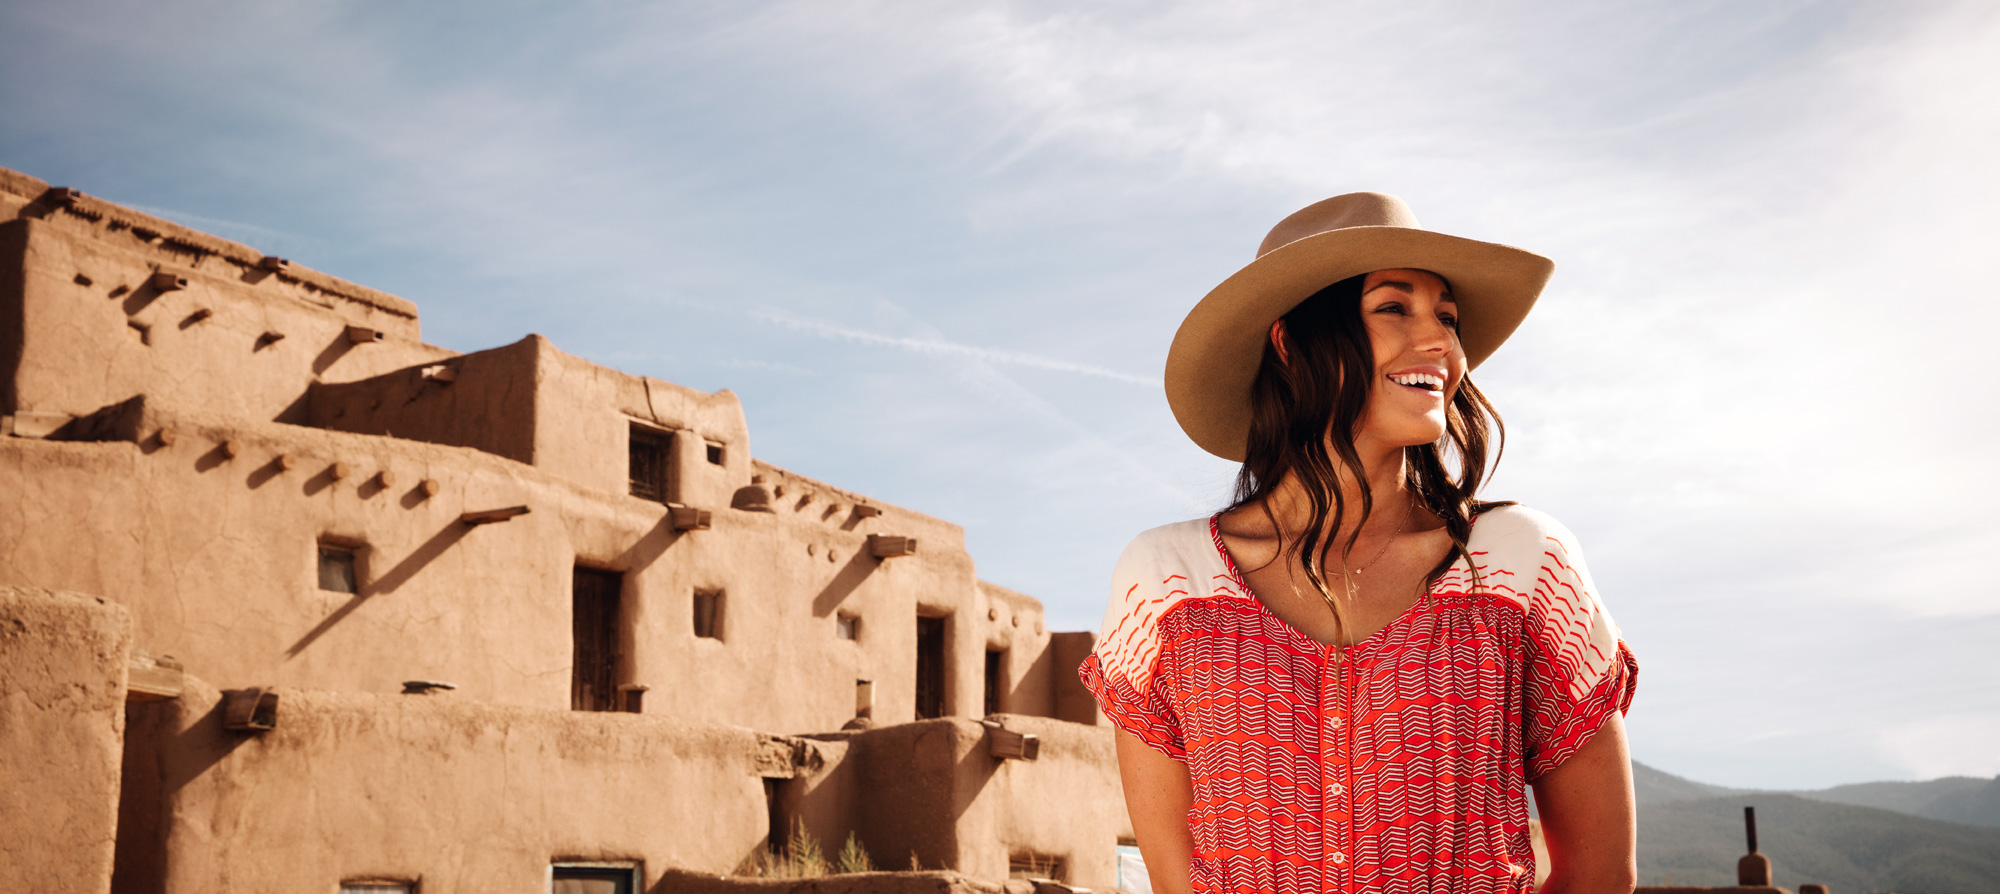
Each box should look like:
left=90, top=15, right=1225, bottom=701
left=1079, top=505, right=1637, bottom=894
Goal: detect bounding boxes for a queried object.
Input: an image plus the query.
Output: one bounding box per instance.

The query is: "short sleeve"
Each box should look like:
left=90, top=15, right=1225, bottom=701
left=1077, top=531, right=1188, bottom=761
left=1505, top=509, right=1639, bottom=780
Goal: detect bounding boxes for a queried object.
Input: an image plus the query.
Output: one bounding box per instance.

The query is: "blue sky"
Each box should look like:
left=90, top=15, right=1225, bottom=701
left=4, top=0, right=1996, bottom=790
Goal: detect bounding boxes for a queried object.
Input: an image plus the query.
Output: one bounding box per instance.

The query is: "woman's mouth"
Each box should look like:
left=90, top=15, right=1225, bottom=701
left=1388, top=371, right=1445, bottom=393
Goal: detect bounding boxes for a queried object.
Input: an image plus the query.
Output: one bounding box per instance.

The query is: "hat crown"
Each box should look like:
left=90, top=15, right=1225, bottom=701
left=1256, top=192, right=1423, bottom=259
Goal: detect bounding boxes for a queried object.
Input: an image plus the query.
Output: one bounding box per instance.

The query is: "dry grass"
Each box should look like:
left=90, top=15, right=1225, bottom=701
left=739, top=820, right=876, bottom=878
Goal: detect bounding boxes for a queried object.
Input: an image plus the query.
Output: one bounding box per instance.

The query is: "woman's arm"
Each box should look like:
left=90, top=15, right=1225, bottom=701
left=1531, top=711, right=1638, bottom=894
left=1116, top=729, right=1196, bottom=894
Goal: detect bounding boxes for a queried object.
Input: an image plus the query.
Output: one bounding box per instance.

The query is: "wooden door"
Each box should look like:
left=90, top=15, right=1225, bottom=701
left=571, top=567, right=622, bottom=712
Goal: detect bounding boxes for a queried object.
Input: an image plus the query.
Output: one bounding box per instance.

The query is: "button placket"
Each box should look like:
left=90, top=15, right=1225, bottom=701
left=1340, top=650, right=1356, bottom=894
left=1320, top=644, right=1344, bottom=892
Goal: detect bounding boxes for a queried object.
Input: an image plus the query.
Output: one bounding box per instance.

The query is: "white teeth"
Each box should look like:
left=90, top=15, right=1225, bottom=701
left=1390, top=373, right=1444, bottom=391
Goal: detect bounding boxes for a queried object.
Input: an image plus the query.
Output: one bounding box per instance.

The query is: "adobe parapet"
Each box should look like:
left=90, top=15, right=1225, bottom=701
left=2, top=172, right=451, bottom=428
left=0, top=168, right=417, bottom=326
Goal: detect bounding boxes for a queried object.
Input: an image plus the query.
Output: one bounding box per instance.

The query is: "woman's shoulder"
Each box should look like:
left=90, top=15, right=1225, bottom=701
left=1450, top=502, right=1603, bottom=609
left=1110, top=516, right=1235, bottom=594
left=1466, top=502, right=1588, bottom=565
left=1091, top=516, right=1236, bottom=692
left=1117, top=516, right=1220, bottom=565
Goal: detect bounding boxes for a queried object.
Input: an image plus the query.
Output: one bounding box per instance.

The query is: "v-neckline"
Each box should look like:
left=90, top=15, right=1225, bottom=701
left=1206, top=513, right=1451, bottom=655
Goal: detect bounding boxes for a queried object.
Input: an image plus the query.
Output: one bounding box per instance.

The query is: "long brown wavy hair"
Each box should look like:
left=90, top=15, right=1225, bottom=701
left=1226, top=272, right=1511, bottom=639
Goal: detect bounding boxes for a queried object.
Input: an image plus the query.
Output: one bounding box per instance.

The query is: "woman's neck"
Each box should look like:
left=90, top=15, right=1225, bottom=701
left=1263, top=440, right=1412, bottom=539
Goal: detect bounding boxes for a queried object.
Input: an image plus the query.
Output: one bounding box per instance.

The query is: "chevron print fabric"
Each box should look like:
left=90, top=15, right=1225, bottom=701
left=1080, top=506, right=1638, bottom=893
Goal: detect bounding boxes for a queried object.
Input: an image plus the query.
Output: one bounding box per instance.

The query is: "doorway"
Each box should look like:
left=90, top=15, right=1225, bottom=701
left=915, top=615, right=946, bottom=719
left=571, top=567, right=622, bottom=712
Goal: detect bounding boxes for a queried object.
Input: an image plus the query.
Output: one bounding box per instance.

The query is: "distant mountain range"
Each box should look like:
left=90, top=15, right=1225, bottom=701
left=1633, top=760, right=2000, bottom=829
left=1626, top=762, right=2000, bottom=894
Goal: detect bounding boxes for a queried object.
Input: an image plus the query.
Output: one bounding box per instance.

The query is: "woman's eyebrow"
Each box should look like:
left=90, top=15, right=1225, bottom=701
left=1366, top=280, right=1454, bottom=299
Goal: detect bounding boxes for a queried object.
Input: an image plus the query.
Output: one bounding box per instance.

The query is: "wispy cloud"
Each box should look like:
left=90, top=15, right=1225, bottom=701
left=754, top=307, right=1158, bottom=386
left=123, top=203, right=324, bottom=256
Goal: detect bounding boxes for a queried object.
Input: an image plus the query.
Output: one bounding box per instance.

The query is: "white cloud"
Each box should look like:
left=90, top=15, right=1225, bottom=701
left=755, top=307, right=1158, bottom=385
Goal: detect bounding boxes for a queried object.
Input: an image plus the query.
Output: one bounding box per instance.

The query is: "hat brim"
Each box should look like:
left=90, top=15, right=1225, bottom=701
left=1165, top=226, right=1554, bottom=461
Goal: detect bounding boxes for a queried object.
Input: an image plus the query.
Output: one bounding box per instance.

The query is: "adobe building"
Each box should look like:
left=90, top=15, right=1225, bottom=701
left=0, top=165, right=1130, bottom=894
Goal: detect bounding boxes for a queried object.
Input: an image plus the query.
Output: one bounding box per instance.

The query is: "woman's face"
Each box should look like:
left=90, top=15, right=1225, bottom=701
left=1355, top=267, right=1464, bottom=448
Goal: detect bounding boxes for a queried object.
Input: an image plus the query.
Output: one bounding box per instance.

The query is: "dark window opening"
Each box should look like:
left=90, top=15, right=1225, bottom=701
left=704, top=441, right=725, bottom=465
left=1009, top=853, right=1068, bottom=882
left=341, top=883, right=414, bottom=894
left=764, top=778, right=786, bottom=854
left=318, top=544, right=358, bottom=593
left=571, top=567, right=622, bottom=712
left=836, top=613, right=859, bottom=641
left=916, top=615, right=947, bottom=720
left=551, top=864, right=638, bottom=894
left=628, top=424, right=672, bottom=503
left=984, top=648, right=1006, bottom=716
left=694, top=590, right=725, bottom=641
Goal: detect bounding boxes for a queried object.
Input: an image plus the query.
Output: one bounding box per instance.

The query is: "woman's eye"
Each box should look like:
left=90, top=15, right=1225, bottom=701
left=1439, top=314, right=1460, bottom=330
left=1374, top=302, right=1406, bottom=315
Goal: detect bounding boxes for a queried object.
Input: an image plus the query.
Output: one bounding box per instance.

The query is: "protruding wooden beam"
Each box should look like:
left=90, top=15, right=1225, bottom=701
left=461, top=505, right=530, bottom=526
left=987, top=727, right=1040, bottom=761
left=344, top=325, right=383, bottom=344
left=668, top=504, right=712, bottom=532
left=125, top=653, right=183, bottom=702
left=868, top=534, right=918, bottom=559
left=150, top=271, right=187, bottom=291
left=222, top=688, right=278, bottom=732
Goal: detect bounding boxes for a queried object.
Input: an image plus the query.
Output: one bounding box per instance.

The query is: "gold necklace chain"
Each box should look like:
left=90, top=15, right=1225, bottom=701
left=1342, top=497, right=1413, bottom=580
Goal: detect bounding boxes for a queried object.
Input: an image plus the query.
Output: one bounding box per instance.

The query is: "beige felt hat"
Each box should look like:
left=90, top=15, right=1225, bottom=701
left=1165, top=192, right=1555, bottom=461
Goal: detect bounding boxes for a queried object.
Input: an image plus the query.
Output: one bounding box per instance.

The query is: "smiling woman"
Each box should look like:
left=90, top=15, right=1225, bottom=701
left=1079, top=193, right=1639, bottom=894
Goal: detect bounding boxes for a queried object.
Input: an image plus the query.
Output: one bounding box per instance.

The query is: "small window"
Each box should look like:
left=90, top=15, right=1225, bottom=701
left=1009, top=852, right=1068, bottom=882
left=836, top=613, right=859, bottom=641
left=985, top=648, right=1006, bottom=715
left=628, top=424, right=672, bottom=503
left=704, top=441, right=725, bottom=465
left=551, top=863, right=638, bottom=894
left=341, top=882, right=414, bottom=894
left=318, top=545, right=357, bottom=593
left=694, top=590, right=725, bottom=641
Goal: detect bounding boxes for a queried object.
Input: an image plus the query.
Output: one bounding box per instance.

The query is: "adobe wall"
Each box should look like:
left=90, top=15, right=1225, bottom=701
left=1046, top=632, right=1101, bottom=726
left=0, top=586, right=133, bottom=894
left=114, top=679, right=778, bottom=894
left=1, top=185, right=450, bottom=424
left=2, top=164, right=1083, bottom=735
left=309, top=334, right=752, bottom=508
left=979, top=582, right=1057, bottom=717
left=0, top=410, right=1027, bottom=730
left=2, top=164, right=1117, bottom=892
left=790, top=717, right=1130, bottom=889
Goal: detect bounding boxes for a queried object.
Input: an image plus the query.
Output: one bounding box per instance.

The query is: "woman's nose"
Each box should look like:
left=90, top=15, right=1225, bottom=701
left=1413, top=314, right=1454, bottom=351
